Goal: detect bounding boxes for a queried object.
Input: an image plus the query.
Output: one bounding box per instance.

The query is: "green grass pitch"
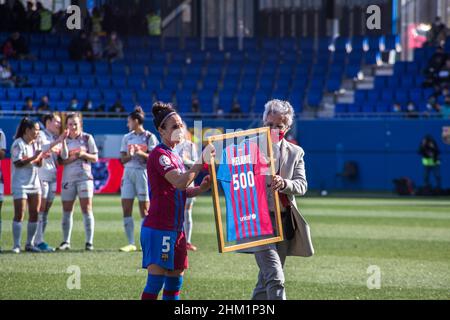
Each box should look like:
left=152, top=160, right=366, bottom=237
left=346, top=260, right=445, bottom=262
left=0, top=195, right=449, bottom=300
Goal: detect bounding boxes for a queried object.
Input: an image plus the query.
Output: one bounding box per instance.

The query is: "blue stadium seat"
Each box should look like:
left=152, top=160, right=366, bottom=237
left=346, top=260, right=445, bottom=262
left=78, top=62, right=92, bottom=74
left=103, top=90, right=118, bottom=102
left=384, top=34, right=399, bottom=51
left=95, top=62, right=110, bottom=74
left=27, top=75, right=41, bottom=86
left=367, top=90, right=380, bottom=101
left=20, top=88, right=34, bottom=99
left=54, top=75, right=67, bottom=87
left=145, top=76, right=162, bottom=90
left=128, top=77, right=144, bottom=89
left=39, top=75, right=53, bottom=87
left=7, top=88, right=21, bottom=100
left=395, top=90, right=409, bottom=104
left=374, top=76, right=387, bottom=89
left=354, top=90, right=367, bottom=103
left=0, top=88, right=7, bottom=100
left=317, top=37, right=332, bottom=52
left=55, top=50, right=69, bottom=60
left=361, top=103, right=375, bottom=113
left=334, top=36, right=349, bottom=52
left=326, top=78, right=341, bottom=92
left=351, top=35, right=366, bottom=51
left=111, top=77, right=127, bottom=88
left=81, top=77, right=95, bottom=88
left=68, top=77, right=80, bottom=87
left=381, top=90, right=394, bottom=102
left=48, top=89, right=62, bottom=101
left=280, top=38, right=297, bottom=51
left=33, top=61, right=47, bottom=74
left=346, top=64, right=360, bottom=78
left=155, top=90, right=173, bottom=102
left=88, top=90, right=102, bottom=101
left=307, top=90, right=323, bottom=107
left=120, top=90, right=135, bottom=103
left=299, top=37, right=314, bottom=52
left=335, top=103, right=348, bottom=114
left=365, top=50, right=380, bottom=65
left=0, top=101, right=16, bottom=110
left=34, top=88, right=48, bottom=99
left=375, top=103, right=389, bottom=113
left=62, top=89, right=75, bottom=101
left=47, top=62, right=61, bottom=74
left=409, top=88, right=422, bottom=102
left=348, top=104, right=361, bottom=113
left=19, top=61, right=33, bottom=73
left=367, top=35, right=382, bottom=51
left=62, top=63, right=77, bottom=74
left=129, top=64, right=147, bottom=76
left=96, top=76, right=111, bottom=88
left=75, top=89, right=89, bottom=101
left=39, top=48, right=55, bottom=60
left=136, top=90, right=153, bottom=103
left=111, top=63, right=127, bottom=76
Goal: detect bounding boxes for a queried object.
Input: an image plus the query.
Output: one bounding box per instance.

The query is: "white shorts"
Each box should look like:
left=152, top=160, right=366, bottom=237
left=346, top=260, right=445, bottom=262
left=12, top=186, right=41, bottom=200
left=0, top=182, right=3, bottom=201
left=40, top=180, right=57, bottom=201
left=121, top=168, right=149, bottom=202
left=61, top=180, right=94, bottom=201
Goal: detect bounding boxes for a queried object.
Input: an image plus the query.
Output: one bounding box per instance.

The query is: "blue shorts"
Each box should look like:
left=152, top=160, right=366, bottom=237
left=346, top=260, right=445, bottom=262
left=140, top=226, right=188, bottom=271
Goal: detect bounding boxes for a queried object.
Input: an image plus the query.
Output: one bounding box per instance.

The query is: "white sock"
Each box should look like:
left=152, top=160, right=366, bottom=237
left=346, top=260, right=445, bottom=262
left=123, top=216, right=135, bottom=245
left=26, top=222, right=38, bottom=246
left=12, top=221, right=22, bottom=248
left=184, top=208, right=193, bottom=243
left=83, top=213, right=95, bottom=245
left=62, top=211, right=73, bottom=244
left=35, top=212, right=48, bottom=245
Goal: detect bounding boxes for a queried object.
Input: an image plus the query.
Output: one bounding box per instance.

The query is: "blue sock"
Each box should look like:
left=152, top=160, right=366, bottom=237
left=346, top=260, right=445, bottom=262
left=163, top=276, right=183, bottom=300
left=141, top=274, right=165, bottom=300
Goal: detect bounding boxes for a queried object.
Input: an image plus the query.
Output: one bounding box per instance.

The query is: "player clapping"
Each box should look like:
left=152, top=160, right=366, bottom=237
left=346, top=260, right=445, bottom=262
left=57, top=113, right=98, bottom=251
left=34, top=114, right=68, bottom=252
left=10, top=118, right=44, bottom=253
left=174, top=126, right=199, bottom=251
left=119, top=106, right=158, bottom=252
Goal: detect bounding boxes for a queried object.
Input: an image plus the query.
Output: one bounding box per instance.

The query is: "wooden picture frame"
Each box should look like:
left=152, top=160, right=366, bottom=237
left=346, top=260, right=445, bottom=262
left=207, top=127, right=284, bottom=253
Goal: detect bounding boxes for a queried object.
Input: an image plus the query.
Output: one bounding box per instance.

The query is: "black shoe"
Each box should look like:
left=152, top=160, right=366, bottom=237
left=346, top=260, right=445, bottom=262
left=85, top=243, right=94, bottom=251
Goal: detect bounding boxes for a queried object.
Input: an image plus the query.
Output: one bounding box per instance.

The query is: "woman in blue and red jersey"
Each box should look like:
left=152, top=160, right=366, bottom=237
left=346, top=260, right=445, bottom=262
left=140, top=101, right=213, bottom=300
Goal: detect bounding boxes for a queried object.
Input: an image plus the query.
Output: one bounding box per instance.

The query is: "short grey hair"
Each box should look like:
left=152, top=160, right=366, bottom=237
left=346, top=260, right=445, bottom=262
left=262, top=99, right=294, bottom=127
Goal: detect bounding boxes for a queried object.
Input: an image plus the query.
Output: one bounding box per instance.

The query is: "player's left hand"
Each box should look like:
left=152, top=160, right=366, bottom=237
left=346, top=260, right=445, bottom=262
left=200, top=175, right=211, bottom=192
left=271, top=175, right=285, bottom=191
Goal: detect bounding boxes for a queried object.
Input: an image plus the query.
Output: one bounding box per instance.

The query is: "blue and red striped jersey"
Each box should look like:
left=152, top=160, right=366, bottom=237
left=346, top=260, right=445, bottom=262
left=217, top=138, right=273, bottom=242
left=144, top=143, right=186, bottom=232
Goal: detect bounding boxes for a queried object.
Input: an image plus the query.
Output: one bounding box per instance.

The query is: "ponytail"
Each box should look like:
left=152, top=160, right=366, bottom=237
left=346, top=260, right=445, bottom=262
left=15, top=117, right=37, bottom=140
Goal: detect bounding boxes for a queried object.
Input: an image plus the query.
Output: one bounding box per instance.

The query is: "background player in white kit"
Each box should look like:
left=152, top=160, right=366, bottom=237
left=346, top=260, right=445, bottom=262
left=0, top=128, right=6, bottom=252
left=35, top=114, right=68, bottom=252
left=57, top=113, right=98, bottom=251
left=174, top=125, right=199, bottom=251
left=11, top=118, right=44, bottom=253
left=119, top=106, right=158, bottom=252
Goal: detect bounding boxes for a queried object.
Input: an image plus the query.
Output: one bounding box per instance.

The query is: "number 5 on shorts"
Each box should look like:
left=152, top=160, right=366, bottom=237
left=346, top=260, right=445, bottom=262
left=162, top=236, right=171, bottom=253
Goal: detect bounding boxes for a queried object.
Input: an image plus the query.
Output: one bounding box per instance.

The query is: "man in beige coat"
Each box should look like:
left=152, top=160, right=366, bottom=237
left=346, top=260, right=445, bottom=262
left=251, top=99, right=314, bottom=300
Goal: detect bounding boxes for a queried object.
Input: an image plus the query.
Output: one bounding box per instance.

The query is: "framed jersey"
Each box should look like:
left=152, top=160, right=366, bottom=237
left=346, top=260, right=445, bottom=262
left=207, top=127, right=284, bottom=253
